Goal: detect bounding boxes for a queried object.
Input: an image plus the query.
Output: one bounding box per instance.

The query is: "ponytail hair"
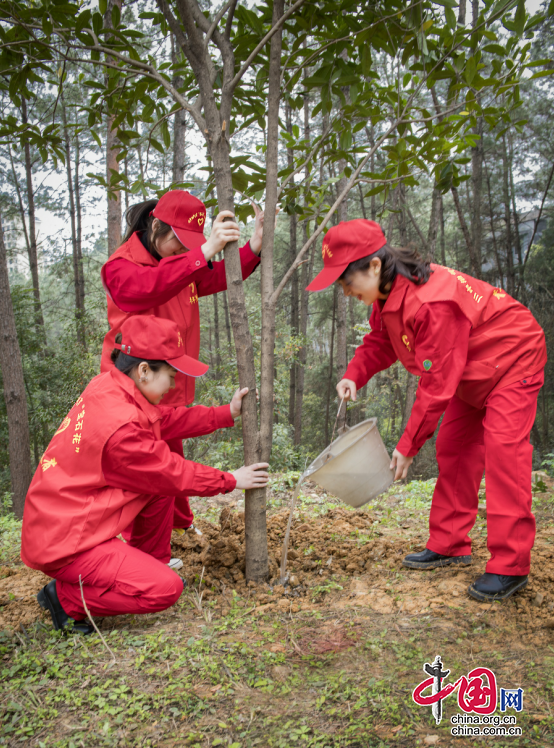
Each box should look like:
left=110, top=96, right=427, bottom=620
left=339, top=242, right=432, bottom=295
left=111, top=333, right=167, bottom=376
left=122, top=199, right=172, bottom=259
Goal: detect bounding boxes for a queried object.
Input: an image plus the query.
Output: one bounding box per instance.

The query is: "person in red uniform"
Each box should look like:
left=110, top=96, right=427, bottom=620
left=307, top=219, right=547, bottom=602
left=101, top=190, right=266, bottom=533
left=22, top=315, right=269, bottom=634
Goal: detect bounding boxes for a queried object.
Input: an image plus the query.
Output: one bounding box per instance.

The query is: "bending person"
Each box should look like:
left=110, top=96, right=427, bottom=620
left=21, top=315, right=268, bottom=634
left=307, top=219, right=546, bottom=603
left=101, top=190, right=266, bottom=532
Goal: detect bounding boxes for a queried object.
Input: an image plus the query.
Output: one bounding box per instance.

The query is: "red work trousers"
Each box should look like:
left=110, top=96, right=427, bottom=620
left=120, top=437, right=193, bottom=546
left=427, top=370, right=544, bottom=576
left=56, top=494, right=183, bottom=620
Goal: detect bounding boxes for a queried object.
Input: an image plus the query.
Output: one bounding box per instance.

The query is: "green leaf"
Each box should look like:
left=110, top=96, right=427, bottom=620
left=361, top=45, right=372, bottom=77
left=75, top=10, right=92, bottom=34
left=42, top=14, right=53, bottom=36
left=445, top=6, right=456, bottom=29
left=530, top=70, right=554, bottom=80
left=483, top=44, right=506, bottom=56
left=548, top=0, right=554, bottom=16
left=99, top=0, right=107, bottom=14
left=339, top=130, right=352, bottom=150
left=513, top=0, right=525, bottom=35
left=150, top=137, right=165, bottom=155
left=92, top=12, right=103, bottom=36
left=161, top=119, right=171, bottom=149
left=464, top=56, right=477, bottom=84
left=363, top=185, right=385, bottom=197
left=111, top=3, right=120, bottom=27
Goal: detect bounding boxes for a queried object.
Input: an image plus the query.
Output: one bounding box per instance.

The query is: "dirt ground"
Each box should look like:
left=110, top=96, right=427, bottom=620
left=2, top=478, right=554, bottom=746
left=4, top=479, right=554, bottom=634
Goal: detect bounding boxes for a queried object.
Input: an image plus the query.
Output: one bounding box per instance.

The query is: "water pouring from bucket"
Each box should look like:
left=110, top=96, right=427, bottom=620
left=279, top=400, right=395, bottom=583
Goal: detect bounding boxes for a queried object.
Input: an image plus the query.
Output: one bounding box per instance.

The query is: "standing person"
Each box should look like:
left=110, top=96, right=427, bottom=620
left=22, top=316, right=269, bottom=634
left=101, top=190, right=265, bottom=534
left=306, top=219, right=547, bottom=602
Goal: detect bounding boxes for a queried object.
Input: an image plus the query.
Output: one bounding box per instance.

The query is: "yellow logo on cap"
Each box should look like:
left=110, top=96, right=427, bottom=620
left=322, top=242, right=333, bottom=260
left=188, top=211, right=206, bottom=227
left=177, top=331, right=183, bottom=347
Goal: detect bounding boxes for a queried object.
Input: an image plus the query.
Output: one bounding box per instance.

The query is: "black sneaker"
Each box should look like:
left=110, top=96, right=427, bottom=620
left=37, top=580, right=94, bottom=635
left=468, top=573, right=528, bottom=602
left=402, top=548, right=472, bottom=570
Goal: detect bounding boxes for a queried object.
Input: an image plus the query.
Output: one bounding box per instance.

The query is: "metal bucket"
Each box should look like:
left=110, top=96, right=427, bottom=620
left=305, top=417, right=394, bottom=507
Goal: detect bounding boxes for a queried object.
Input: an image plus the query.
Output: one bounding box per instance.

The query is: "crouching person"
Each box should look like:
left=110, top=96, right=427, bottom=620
left=21, top=315, right=268, bottom=634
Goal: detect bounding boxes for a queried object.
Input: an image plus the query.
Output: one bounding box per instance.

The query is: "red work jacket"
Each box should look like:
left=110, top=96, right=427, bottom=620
left=344, top=265, right=547, bottom=456
left=101, top=233, right=260, bottom=406
left=21, top=369, right=236, bottom=575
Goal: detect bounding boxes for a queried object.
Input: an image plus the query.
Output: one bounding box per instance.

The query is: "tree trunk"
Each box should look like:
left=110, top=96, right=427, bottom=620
left=427, top=187, right=441, bottom=260
left=293, top=87, right=312, bottom=446
left=324, top=287, right=337, bottom=445
left=451, top=185, right=479, bottom=274
left=0, top=210, right=33, bottom=518
left=21, top=98, right=45, bottom=331
left=397, top=183, right=408, bottom=245
left=293, top=240, right=314, bottom=445
left=255, top=0, right=284, bottom=574
left=106, top=117, right=121, bottom=256
left=62, top=97, right=86, bottom=346
left=401, top=373, right=418, bottom=434
left=501, top=136, right=515, bottom=296
left=212, top=292, right=221, bottom=376
left=75, top=117, right=85, bottom=324
left=105, top=0, right=123, bottom=256
left=458, top=0, right=467, bottom=24
left=336, top=162, right=348, bottom=429
left=484, top=159, right=504, bottom=287
left=470, top=116, right=483, bottom=277
left=210, top=0, right=283, bottom=581
left=171, top=34, right=187, bottom=185
left=507, top=132, right=524, bottom=299
left=439, top=194, right=446, bottom=266
left=286, top=102, right=299, bottom=429
left=222, top=283, right=232, bottom=347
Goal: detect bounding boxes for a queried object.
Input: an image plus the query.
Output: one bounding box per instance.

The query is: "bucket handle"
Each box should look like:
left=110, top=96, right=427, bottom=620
left=329, top=396, right=346, bottom=446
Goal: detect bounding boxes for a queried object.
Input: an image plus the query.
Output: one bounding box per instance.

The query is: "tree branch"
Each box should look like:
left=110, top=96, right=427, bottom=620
left=405, top=204, right=429, bottom=252
left=518, top=159, right=554, bottom=290
left=204, top=0, right=234, bottom=49
left=277, top=123, right=332, bottom=198
left=230, top=0, right=307, bottom=90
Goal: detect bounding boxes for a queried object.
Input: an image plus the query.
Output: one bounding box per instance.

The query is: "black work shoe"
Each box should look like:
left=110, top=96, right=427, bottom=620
left=402, top=548, right=472, bottom=570
left=468, top=573, right=528, bottom=602
left=37, top=580, right=94, bottom=635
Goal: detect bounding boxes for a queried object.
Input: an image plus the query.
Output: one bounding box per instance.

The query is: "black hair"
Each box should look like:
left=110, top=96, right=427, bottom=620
left=339, top=242, right=432, bottom=295
left=122, top=199, right=172, bottom=260
left=110, top=333, right=167, bottom=377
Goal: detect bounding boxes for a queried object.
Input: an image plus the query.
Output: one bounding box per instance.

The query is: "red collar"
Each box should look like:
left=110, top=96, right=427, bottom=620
left=380, top=274, right=410, bottom=315
left=110, top=368, right=162, bottom=424
left=127, top=232, right=159, bottom=267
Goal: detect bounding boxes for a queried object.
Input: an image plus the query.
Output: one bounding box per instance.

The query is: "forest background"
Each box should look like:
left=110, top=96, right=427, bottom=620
left=0, top=0, right=554, bottom=577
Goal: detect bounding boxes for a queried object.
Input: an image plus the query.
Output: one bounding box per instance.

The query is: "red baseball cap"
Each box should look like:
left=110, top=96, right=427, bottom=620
left=153, top=190, right=207, bottom=249
left=306, top=219, right=387, bottom=292
left=119, top=315, right=209, bottom=378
